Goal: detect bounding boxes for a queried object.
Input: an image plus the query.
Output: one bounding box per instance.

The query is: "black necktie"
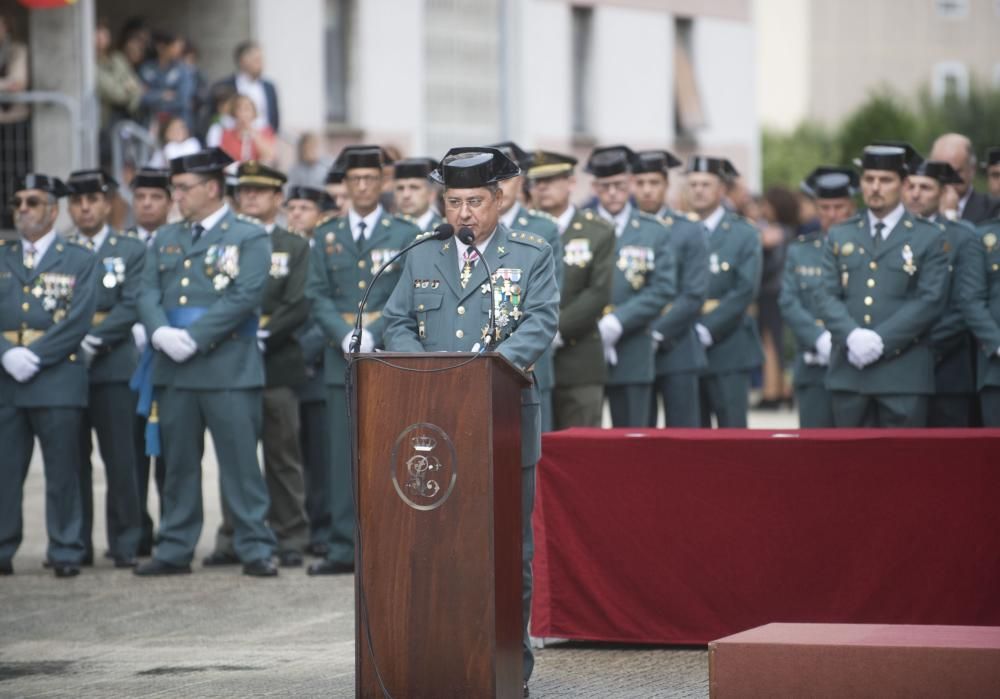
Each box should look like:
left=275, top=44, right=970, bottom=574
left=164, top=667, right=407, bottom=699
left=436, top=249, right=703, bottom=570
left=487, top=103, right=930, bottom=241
left=357, top=221, right=367, bottom=242
left=873, top=221, right=885, bottom=248
left=192, top=223, right=205, bottom=244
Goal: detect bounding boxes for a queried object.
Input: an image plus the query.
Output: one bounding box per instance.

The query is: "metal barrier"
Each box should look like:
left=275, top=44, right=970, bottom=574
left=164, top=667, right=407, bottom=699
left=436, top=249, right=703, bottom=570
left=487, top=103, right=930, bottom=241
left=109, top=119, right=157, bottom=205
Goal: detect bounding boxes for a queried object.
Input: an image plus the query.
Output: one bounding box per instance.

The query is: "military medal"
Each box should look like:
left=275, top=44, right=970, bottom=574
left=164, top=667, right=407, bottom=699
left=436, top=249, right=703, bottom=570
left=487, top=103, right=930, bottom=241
left=709, top=253, right=720, bottom=275
left=984, top=233, right=997, bottom=251
left=902, top=244, right=916, bottom=275
left=102, top=258, right=119, bottom=288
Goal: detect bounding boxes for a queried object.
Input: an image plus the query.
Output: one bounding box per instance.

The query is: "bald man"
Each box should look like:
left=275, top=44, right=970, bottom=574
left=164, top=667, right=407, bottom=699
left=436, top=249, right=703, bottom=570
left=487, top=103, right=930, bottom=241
left=929, top=133, right=1000, bottom=224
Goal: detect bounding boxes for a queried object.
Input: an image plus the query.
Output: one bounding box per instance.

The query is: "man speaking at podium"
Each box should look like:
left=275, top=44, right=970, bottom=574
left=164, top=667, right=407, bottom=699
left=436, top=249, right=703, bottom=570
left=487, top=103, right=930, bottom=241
left=383, top=146, right=560, bottom=696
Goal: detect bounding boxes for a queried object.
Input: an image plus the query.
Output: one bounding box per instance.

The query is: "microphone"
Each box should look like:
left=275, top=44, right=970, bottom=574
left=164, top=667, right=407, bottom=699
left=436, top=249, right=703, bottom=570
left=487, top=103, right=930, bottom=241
left=349, top=223, right=455, bottom=353
left=458, top=226, right=497, bottom=349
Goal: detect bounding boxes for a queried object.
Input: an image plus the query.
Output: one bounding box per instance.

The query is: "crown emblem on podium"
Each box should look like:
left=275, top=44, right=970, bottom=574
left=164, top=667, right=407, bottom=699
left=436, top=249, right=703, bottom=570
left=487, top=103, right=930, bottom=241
left=412, top=435, right=437, bottom=452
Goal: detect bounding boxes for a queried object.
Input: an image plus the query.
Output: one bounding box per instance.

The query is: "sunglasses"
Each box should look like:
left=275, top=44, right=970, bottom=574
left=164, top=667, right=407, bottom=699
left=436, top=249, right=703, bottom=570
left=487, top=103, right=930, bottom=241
left=10, top=195, right=45, bottom=209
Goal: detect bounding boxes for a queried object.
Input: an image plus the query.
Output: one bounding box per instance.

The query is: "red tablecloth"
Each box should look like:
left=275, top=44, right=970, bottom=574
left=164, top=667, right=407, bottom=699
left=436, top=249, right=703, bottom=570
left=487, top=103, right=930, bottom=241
left=530, top=429, right=1000, bottom=645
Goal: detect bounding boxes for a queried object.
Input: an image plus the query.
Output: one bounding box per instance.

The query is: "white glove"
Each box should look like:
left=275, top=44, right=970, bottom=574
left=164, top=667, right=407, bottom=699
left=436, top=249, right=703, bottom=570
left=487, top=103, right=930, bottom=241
left=552, top=331, right=564, bottom=350
left=695, top=323, right=713, bottom=348
left=814, top=331, right=832, bottom=365
left=81, top=334, right=103, bottom=355
left=257, top=328, right=270, bottom=354
left=845, top=328, right=884, bottom=368
left=2, top=347, right=40, bottom=383
left=151, top=327, right=198, bottom=363
left=604, top=344, right=618, bottom=366
left=597, top=314, right=623, bottom=348
left=131, top=323, right=148, bottom=353
left=996, top=347, right=1000, bottom=358
left=341, top=329, right=375, bottom=354
left=651, top=329, right=664, bottom=352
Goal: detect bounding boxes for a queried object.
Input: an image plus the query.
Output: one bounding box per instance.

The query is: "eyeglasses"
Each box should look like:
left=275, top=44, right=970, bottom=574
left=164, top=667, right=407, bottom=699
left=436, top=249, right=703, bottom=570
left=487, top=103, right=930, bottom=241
left=171, top=179, right=210, bottom=193
left=345, top=174, right=381, bottom=186
left=595, top=181, right=630, bottom=193
left=9, top=196, right=45, bottom=209
left=444, top=197, right=487, bottom=211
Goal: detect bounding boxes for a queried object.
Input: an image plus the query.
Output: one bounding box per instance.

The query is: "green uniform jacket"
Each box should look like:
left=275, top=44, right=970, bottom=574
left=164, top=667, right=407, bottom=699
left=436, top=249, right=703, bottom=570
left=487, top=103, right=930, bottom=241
left=928, top=217, right=978, bottom=395
left=305, top=211, right=421, bottom=387
left=701, top=211, right=763, bottom=374
left=138, top=207, right=270, bottom=390
left=0, top=236, right=98, bottom=407
left=958, top=218, right=1000, bottom=390
left=817, top=210, right=949, bottom=395
left=595, top=208, right=677, bottom=385
left=554, top=207, right=614, bottom=387
left=403, top=211, right=445, bottom=233
left=778, top=229, right=828, bottom=388
left=72, top=230, right=145, bottom=384
left=651, top=210, right=708, bottom=376
left=382, top=223, right=560, bottom=467
left=261, top=226, right=310, bottom=388
left=508, top=204, right=562, bottom=394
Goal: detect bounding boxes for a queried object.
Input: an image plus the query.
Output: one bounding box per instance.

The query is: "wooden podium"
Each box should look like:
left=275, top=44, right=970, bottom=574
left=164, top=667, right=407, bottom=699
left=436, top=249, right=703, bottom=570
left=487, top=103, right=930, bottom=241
left=349, top=352, right=530, bottom=698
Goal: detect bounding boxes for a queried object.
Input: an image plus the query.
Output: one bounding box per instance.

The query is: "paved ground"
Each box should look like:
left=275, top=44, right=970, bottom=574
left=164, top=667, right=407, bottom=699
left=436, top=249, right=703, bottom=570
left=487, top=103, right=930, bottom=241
left=0, top=406, right=795, bottom=698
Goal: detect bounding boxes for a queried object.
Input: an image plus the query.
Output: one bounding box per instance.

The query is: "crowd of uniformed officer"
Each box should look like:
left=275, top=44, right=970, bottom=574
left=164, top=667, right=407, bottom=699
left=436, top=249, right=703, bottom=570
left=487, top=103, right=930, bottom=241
left=4, top=133, right=1000, bottom=591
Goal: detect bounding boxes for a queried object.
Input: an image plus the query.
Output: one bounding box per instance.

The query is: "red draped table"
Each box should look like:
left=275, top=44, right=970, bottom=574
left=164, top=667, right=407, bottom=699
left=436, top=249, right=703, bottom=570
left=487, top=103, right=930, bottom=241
left=529, top=429, right=1000, bottom=645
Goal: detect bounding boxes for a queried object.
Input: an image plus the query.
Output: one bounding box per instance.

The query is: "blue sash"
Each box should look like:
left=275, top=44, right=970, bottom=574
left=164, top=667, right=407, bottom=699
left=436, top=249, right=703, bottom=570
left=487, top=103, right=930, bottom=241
left=129, top=307, right=258, bottom=456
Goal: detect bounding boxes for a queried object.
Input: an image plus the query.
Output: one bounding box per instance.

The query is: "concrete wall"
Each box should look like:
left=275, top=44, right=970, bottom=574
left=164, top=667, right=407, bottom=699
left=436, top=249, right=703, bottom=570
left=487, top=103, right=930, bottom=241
left=754, top=0, right=810, bottom=130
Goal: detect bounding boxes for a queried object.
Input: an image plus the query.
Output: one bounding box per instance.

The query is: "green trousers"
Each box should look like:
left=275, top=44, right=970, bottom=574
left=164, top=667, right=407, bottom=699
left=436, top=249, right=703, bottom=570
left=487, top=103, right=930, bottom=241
left=323, top=385, right=354, bottom=565
left=831, top=392, right=928, bottom=428
left=650, top=372, right=701, bottom=427
left=553, top=384, right=604, bottom=429
left=699, top=372, right=751, bottom=428
left=606, top=384, right=652, bottom=427
left=795, top=383, right=835, bottom=428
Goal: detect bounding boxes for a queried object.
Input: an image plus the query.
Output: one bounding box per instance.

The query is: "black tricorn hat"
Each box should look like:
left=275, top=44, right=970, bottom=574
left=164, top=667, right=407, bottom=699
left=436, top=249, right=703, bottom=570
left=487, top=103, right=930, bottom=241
left=910, top=159, right=964, bottom=185
left=525, top=150, right=578, bottom=180
left=393, top=157, right=438, bottom=180
left=489, top=141, right=531, bottom=169
left=236, top=160, right=287, bottom=189
left=586, top=145, right=637, bottom=178
left=855, top=145, right=909, bottom=175
left=429, top=147, right=520, bottom=188
left=325, top=166, right=345, bottom=185
left=982, top=147, right=1000, bottom=169
left=686, top=155, right=739, bottom=180
left=133, top=168, right=171, bottom=191
left=333, top=145, right=392, bottom=173
left=631, top=149, right=683, bottom=175
left=67, top=169, right=118, bottom=194
left=800, top=166, right=859, bottom=199
left=15, top=173, right=71, bottom=198
left=286, top=185, right=336, bottom=211
left=169, top=147, right=234, bottom=176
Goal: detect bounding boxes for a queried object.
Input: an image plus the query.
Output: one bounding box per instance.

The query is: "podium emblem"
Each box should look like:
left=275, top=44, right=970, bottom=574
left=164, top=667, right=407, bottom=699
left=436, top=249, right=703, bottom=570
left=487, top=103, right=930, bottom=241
left=391, top=423, right=457, bottom=511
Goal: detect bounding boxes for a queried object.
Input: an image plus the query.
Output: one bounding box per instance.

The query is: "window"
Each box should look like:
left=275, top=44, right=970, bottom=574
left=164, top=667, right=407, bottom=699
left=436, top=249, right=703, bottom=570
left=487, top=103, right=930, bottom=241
left=674, top=17, right=705, bottom=140
left=571, top=5, right=593, bottom=137
left=325, top=0, right=351, bottom=123
left=935, top=0, right=969, bottom=18
left=931, top=61, right=970, bottom=100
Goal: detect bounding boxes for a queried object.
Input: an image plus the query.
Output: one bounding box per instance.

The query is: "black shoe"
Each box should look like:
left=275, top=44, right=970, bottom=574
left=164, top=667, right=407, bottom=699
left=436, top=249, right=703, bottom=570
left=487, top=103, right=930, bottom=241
left=113, top=556, right=137, bottom=569
left=306, top=559, right=354, bottom=576
left=0, top=560, right=12, bottom=575
left=53, top=564, right=80, bottom=578
left=202, top=551, right=240, bottom=567
left=137, top=542, right=153, bottom=557
left=523, top=681, right=529, bottom=697
left=43, top=552, right=92, bottom=569
left=277, top=550, right=304, bottom=568
left=305, top=542, right=329, bottom=557
left=134, top=559, right=192, bottom=576
left=242, top=559, right=279, bottom=577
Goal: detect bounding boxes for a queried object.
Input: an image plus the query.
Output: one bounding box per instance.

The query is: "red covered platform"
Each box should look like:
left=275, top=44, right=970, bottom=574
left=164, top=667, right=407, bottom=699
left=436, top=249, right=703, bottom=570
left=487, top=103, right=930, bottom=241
left=529, top=429, right=1000, bottom=645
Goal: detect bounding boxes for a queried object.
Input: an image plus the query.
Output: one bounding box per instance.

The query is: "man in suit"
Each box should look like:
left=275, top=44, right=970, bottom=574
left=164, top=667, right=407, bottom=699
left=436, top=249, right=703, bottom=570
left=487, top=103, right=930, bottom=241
left=903, top=152, right=980, bottom=426
left=0, top=174, right=97, bottom=578
left=816, top=145, right=949, bottom=427
left=686, top=156, right=763, bottom=428
left=393, top=157, right=443, bottom=232
left=134, top=148, right=278, bottom=577
left=382, top=146, right=559, bottom=699
left=202, top=162, right=312, bottom=568
left=780, top=167, right=857, bottom=428
left=585, top=145, right=676, bottom=426
left=285, top=185, right=337, bottom=556
left=961, top=212, right=1000, bottom=425
left=126, top=167, right=172, bottom=557
left=492, top=141, right=562, bottom=432
left=66, top=169, right=145, bottom=568
left=632, top=149, right=708, bottom=427
left=984, top=147, right=1000, bottom=199
left=929, top=133, right=1000, bottom=224
left=528, top=150, right=614, bottom=429
left=305, top=145, right=421, bottom=575
left=212, top=41, right=280, bottom=134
